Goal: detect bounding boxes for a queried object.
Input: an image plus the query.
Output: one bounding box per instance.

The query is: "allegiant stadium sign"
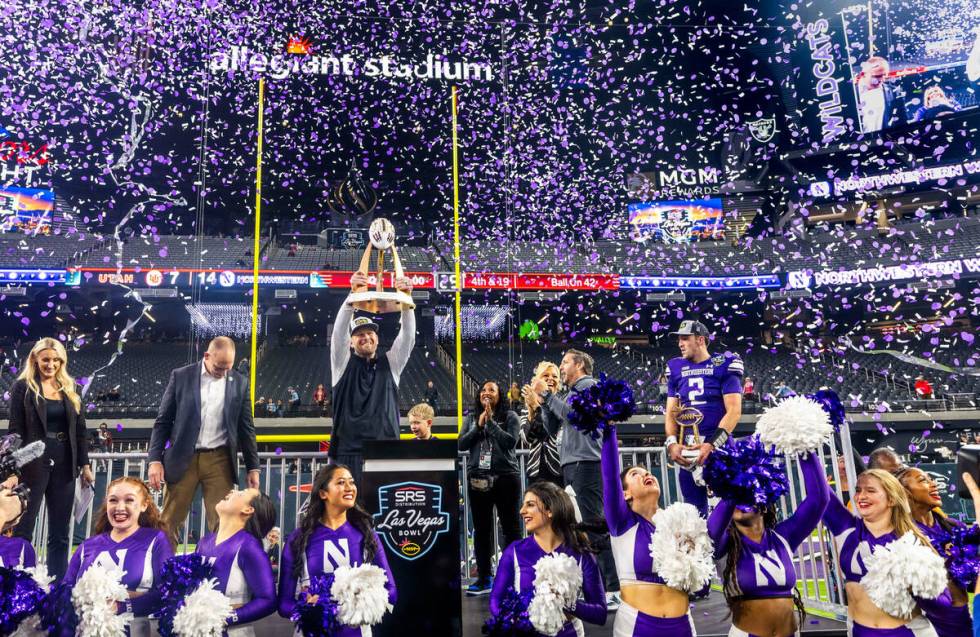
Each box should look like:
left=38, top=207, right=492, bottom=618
left=210, top=46, right=494, bottom=82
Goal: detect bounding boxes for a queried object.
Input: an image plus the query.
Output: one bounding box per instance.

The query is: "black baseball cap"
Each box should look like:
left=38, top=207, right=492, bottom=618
left=350, top=316, right=380, bottom=336
left=670, top=320, right=710, bottom=337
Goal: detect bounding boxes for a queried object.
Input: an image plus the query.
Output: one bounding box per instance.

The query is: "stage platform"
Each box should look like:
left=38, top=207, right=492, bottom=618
left=247, top=590, right=848, bottom=636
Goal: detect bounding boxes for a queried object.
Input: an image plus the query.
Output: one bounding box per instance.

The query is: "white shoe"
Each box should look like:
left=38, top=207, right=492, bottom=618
left=606, top=591, right=621, bottom=612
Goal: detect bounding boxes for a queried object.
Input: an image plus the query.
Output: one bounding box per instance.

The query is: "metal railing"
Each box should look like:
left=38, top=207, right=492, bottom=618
left=31, top=443, right=849, bottom=620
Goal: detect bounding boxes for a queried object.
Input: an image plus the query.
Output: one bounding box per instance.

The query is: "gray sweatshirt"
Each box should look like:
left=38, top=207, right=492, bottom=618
left=540, top=375, right=601, bottom=465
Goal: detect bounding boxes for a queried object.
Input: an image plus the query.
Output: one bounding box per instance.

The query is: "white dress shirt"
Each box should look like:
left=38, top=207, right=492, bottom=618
left=197, top=361, right=229, bottom=449
left=861, top=86, right=886, bottom=132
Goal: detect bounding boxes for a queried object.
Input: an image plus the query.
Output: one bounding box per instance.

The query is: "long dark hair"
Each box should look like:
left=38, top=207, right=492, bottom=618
left=290, top=464, right=378, bottom=581
left=525, top=481, right=594, bottom=555
left=894, top=466, right=958, bottom=533
left=471, top=380, right=509, bottom=423
left=722, top=505, right=806, bottom=628
left=244, top=492, right=277, bottom=542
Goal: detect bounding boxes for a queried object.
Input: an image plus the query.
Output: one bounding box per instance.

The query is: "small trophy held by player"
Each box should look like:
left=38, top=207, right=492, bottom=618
left=347, top=218, right=416, bottom=313
left=674, top=405, right=705, bottom=469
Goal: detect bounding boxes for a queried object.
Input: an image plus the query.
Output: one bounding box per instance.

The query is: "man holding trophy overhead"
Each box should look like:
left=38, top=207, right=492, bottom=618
left=329, top=218, right=416, bottom=484
left=664, top=320, right=743, bottom=516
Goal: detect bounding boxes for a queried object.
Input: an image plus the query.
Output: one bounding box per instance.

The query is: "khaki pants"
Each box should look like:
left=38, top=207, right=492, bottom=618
left=161, top=447, right=235, bottom=542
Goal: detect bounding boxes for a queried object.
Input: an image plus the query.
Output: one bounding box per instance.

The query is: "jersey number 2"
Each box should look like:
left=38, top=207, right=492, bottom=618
left=687, top=378, right=705, bottom=405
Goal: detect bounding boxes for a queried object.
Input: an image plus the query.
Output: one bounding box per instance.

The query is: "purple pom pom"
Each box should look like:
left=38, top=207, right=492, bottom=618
left=292, top=573, right=342, bottom=637
left=38, top=579, right=79, bottom=637
left=703, top=436, right=789, bottom=507
left=158, top=553, right=216, bottom=637
left=932, top=523, right=980, bottom=591
left=0, top=566, right=45, bottom=636
left=482, top=588, right=535, bottom=637
left=807, top=389, right=846, bottom=431
left=568, top=373, right=636, bottom=439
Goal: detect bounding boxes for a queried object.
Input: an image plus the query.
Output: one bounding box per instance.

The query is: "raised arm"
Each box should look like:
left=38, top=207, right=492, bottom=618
left=569, top=553, right=607, bottom=626
left=488, top=544, right=516, bottom=617
left=708, top=499, right=736, bottom=559
left=229, top=537, right=277, bottom=625
left=277, top=538, right=300, bottom=618
left=485, top=411, right=518, bottom=450
left=776, top=452, right=831, bottom=550
left=129, top=532, right=175, bottom=617
left=330, top=301, right=355, bottom=385
left=386, top=307, right=416, bottom=382
left=601, top=426, right=633, bottom=536
left=822, top=481, right=859, bottom=536
left=371, top=533, right=398, bottom=606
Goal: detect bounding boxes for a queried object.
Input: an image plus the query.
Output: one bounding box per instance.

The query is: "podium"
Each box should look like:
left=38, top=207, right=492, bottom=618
left=362, top=440, right=462, bottom=637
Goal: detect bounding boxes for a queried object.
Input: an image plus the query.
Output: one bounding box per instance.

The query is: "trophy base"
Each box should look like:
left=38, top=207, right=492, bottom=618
left=347, top=290, right=416, bottom=313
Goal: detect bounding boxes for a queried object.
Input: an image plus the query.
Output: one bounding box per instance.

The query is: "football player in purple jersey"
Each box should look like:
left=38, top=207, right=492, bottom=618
left=664, top=320, right=743, bottom=516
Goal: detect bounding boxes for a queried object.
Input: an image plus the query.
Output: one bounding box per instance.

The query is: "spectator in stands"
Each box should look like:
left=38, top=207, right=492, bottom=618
left=424, top=380, right=439, bottom=413
left=657, top=372, right=668, bottom=404
left=263, top=526, right=281, bottom=570
left=329, top=271, right=415, bottom=485
left=458, top=380, right=521, bottom=596
left=408, top=403, right=436, bottom=440
left=519, top=361, right=562, bottom=487
left=312, top=383, right=327, bottom=409
left=506, top=382, right=521, bottom=411
left=868, top=447, right=904, bottom=473
left=915, top=375, right=934, bottom=400
left=286, top=387, right=300, bottom=412
left=97, top=422, right=113, bottom=452
left=107, top=386, right=121, bottom=401
left=148, top=336, right=260, bottom=539
left=265, top=399, right=278, bottom=417
left=237, top=357, right=249, bottom=374
left=534, top=349, right=620, bottom=608
left=9, top=337, right=94, bottom=580
left=743, top=376, right=758, bottom=402
left=774, top=380, right=796, bottom=400
left=276, top=399, right=286, bottom=417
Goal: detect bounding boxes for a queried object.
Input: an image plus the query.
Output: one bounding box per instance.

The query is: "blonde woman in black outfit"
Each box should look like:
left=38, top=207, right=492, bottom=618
left=8, top=337, right=93, bottom=579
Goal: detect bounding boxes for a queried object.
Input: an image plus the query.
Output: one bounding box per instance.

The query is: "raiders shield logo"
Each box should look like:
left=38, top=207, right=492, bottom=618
left=747, top=118, right=776, bottom=143
left=374, top=482, right=450, bottom=561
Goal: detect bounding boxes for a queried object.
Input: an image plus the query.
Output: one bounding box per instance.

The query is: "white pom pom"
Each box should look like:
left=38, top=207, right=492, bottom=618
left=330, top=563, right=393, bottom=627
left=172, top=578, right=234, bottom=637
left=755, top=396, right=833, bottom=456
left=861, top=532, right=948, bottom=619
left=72, top=564, right=130, bottom=637
left=10, top=615, right=45, bottom=637
left=527, top=553, right=583, bottom=637
left=17, top=564, right=55, bottom=589
left=650, top=502, right=715, bottom=592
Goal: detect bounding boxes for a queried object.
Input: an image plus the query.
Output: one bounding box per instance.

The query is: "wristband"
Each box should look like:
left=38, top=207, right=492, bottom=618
left=665, top=435, right=678, bottom=447
left=707, top=429, right=730, bottom=447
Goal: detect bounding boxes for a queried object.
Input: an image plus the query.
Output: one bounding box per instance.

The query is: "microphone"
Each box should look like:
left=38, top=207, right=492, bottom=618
left=0, top=435, right=45, bottom=481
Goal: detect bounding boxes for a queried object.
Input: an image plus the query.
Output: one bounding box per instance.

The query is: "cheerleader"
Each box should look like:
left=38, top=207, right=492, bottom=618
left=0, top=527, right=35, bottom=569
left=895, top=467, right=980, bottom=637
left=277, top=464, right=396, bottom=636
left=707, top=451, right=829, bottom=637
left=195, top=487, right=277, bottom=636
left=599, top=424, right=695, bottom=637
left=0, top=485, right=33, bottom=568
left=822, top=469, right=938, bottom=637
left=489, top=481, right=606, bottom=636
left=64, top=476, right=174, bottom=637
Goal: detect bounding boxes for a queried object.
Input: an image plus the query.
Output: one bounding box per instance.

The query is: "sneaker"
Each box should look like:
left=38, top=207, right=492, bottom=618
left=605, top=591, right=621, bottom=612
left=465, top=577, right=493, bottom=596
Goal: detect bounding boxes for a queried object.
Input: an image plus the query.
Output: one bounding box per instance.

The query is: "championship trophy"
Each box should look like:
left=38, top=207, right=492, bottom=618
left=673, top=404, right=705, bottom=468
left=347, top=218, right=416, bottom=313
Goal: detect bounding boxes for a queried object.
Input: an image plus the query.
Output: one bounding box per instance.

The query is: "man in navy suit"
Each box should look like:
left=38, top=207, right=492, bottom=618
left=148, top=336, right=260, bottom=538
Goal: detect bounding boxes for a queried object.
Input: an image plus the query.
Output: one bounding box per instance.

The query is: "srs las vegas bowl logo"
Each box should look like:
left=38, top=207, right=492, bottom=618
left=374, top=482, right=450, bottom=560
